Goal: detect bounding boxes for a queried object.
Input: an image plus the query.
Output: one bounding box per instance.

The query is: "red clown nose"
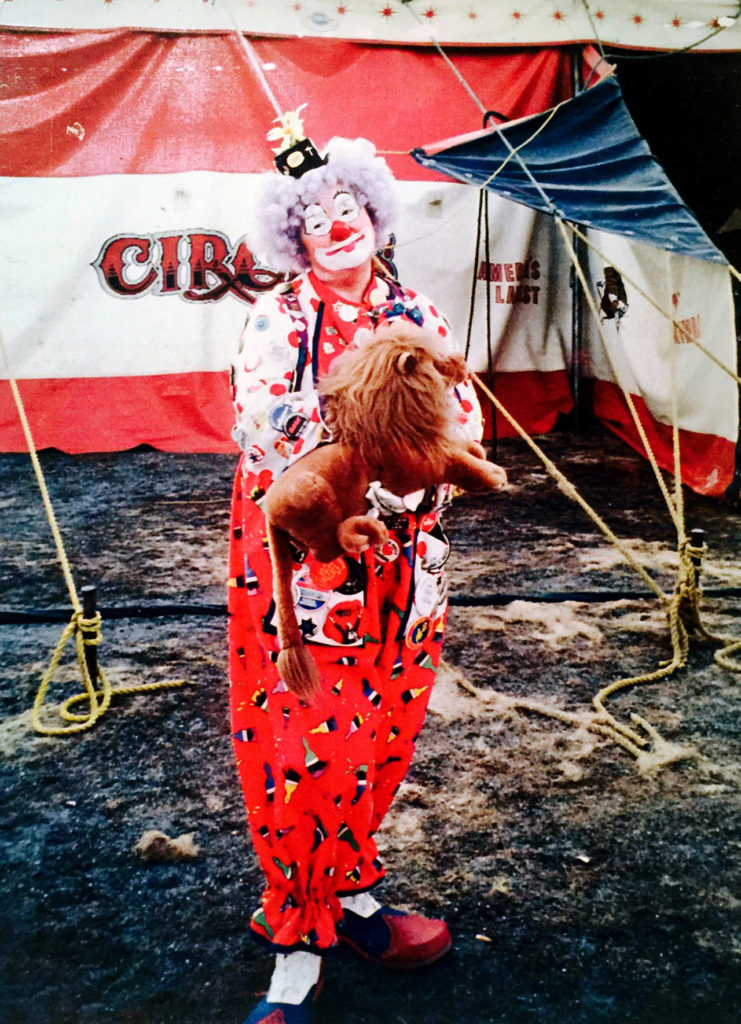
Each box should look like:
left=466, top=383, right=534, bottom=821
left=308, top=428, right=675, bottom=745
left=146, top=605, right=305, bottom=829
left=329, top=220, right=354, bottom=242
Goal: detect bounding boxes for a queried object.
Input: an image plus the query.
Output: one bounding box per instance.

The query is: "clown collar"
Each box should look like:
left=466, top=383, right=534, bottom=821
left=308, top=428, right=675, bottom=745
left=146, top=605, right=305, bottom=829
left=308, top=270, right=391, bottom=319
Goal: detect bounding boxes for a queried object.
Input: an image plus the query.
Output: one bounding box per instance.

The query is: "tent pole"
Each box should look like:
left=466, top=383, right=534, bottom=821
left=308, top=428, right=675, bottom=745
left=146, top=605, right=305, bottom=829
left=724, top=274, right=741, bottom=500
left=465, top=191, right=484, bottom=363
left=483, top=190, right=496, bottom=459
left=569, top=46, right=586, bottom=432
left=569, top=232, right=586, bottom=430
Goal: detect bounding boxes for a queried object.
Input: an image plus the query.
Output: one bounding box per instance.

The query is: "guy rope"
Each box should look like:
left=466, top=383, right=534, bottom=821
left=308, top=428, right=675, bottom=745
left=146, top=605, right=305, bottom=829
left=1, top=329, right=188, bottom=737
left=398, top=10, right=741, bottom=762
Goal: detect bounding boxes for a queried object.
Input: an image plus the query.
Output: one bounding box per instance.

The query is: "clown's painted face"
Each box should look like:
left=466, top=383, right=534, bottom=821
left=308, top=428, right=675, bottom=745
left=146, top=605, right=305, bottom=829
left=300, top=186, right=376, bottom=272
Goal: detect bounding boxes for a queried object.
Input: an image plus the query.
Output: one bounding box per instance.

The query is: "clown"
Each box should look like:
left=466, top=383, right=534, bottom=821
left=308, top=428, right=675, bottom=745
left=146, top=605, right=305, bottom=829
left=228, top=119, right=505, bottom=1024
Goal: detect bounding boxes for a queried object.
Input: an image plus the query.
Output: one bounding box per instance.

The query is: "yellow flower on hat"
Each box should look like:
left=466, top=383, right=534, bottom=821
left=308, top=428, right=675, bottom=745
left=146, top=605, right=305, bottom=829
left=267, top=104, right=309, bottom=154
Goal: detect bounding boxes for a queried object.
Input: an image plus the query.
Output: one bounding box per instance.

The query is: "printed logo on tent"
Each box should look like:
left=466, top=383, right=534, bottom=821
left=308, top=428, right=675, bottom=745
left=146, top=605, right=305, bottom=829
left=597, top=266, right=628, bottom=323
left=477, top=256, right=541, bottom=304
left=92, top=231, right=286, bottom=303
left=672, top=292, right=702, bottom=345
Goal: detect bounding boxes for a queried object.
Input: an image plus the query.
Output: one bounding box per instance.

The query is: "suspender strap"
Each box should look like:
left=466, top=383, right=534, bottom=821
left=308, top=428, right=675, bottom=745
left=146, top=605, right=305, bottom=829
left=283, top=275, right=410, bottom=394
left=310, top=301, right=325, bottom=392
left=282, top=287, right=311, bottom=394
left=311, top=301, right=327, bottom=420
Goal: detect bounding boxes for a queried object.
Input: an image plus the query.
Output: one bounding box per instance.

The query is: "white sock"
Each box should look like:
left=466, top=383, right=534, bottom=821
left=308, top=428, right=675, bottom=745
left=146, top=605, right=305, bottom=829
left=339, top=892, right=382, bottom=918
left=267, top=951, right=322, bottom=1005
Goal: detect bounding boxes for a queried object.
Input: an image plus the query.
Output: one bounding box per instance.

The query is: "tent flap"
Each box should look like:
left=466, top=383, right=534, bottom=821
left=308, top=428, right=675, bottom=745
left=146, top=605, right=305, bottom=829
left=412, top=75, right=726, bottom=263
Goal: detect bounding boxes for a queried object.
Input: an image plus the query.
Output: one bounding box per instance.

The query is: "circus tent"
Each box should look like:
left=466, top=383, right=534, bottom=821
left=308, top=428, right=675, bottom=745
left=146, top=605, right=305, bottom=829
left=0, top=0, right=738, bottom=496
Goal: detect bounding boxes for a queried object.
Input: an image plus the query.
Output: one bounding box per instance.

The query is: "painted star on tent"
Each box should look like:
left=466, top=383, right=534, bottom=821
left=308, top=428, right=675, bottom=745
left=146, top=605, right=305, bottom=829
left=423, top=6, right=436, bottom=17
left=552, top=9, right=564, bottom=21
left=595, top=9, right=605, bottom=18
left=512, top=10, right=522, bottom=19
left=380, top=4, right=394, bottom=16
left=337, top=3, right=348, bottom=13
left=671, top=16, right=681, bottom=27
left=468, top=9, right=478, bottom=20
left=632, top=13, right=643, bottom=24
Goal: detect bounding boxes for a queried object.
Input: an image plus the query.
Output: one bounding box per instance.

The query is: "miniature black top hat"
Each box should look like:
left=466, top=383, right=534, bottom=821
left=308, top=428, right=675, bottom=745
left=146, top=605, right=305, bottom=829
left=268, top=105, right=327, bottom=179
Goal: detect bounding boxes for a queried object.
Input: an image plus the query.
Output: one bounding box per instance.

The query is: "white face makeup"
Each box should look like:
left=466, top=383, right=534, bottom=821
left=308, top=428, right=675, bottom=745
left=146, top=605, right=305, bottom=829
left=300, top=188, right=376, bottom=273
left=302, top=203, right=332, bottom=238
left=303, top=191, right=360, bottom=236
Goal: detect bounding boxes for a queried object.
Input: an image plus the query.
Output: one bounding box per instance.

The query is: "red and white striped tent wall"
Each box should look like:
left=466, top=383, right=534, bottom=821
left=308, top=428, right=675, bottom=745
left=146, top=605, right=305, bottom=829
left=1, top=1, right=739, bottom=496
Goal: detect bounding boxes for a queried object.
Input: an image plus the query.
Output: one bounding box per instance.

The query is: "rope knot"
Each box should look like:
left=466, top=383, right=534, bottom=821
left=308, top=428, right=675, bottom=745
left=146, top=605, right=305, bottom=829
left=673, top=539, right=708, bottom=639
left=73, top=609, right=103, bottom=645
left=32, top=606, right=188, bottom=736
left=680, top=536, right=707, bottom=571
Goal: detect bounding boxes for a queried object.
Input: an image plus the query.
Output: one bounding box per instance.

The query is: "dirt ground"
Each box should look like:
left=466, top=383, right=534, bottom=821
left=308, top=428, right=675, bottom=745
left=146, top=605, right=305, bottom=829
left=1, top=427, right=740, bottom=1024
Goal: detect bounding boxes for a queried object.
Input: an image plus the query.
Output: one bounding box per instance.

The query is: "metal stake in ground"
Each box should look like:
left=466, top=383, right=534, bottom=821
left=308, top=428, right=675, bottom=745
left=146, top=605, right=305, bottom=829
left=81, top=584, right=98, bottom=683
left=690, top=528, right=706, bottom=579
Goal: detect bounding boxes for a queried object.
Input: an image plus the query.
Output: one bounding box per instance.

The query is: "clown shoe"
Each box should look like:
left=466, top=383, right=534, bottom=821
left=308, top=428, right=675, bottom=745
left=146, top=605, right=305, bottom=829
left=337, top=893, right=452, bottom=969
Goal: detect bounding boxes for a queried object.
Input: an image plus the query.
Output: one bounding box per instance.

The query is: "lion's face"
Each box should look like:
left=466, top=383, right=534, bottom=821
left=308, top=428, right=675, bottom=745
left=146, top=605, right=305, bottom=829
left=319, top=323, right=467, bottom=484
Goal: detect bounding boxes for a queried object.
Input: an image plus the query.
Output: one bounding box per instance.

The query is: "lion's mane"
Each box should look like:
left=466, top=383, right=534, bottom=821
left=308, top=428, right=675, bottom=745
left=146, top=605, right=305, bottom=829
left=319, top=323, right=467, bottom=474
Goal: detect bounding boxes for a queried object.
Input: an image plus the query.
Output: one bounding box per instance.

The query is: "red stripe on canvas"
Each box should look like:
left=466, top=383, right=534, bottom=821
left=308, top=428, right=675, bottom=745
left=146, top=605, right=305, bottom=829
left=0, top=369, right=574, bottom=456
left=592, top=380, right=736, bottom=498
left=0, top=374, right=236, bottom=455
left=0, top=35, right=572, bottom=179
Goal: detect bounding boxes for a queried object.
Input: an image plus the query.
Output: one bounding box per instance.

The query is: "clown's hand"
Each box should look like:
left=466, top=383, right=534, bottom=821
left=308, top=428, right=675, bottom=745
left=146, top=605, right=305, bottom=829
left=337, top=515, right=389, bottom=554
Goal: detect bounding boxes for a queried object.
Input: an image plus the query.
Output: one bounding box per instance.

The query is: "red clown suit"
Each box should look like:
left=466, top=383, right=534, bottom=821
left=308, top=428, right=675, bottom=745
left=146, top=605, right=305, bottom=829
left=228, top=265, right=483, bottom=953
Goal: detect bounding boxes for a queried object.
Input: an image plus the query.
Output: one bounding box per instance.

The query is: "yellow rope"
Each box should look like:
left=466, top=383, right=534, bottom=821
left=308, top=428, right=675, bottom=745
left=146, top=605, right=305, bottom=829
left=471, top=369, right=739, bottom=755
left=32, top=612, right=110, bottom=736
left=556, top=219, right=683, bottom=532
left=471, top=370, right=676, bottom=752
left=477, top=103, right=563, bottom=192
left=592, top=526, right=741, bottom=744
left=30, top=608, right=187, bottom=737
left=6, top=377, right=83, bottom=614
left=591, top=552, right=693, bottom=749
left=715, top=641, right=741, bottom=671
left=1, top=334, right=188, bottom=737
left=558, top=221, right=741, bottom=670
left=554, top=219, right=741, bottom=745
left=471, top=371, right=666, bottom=604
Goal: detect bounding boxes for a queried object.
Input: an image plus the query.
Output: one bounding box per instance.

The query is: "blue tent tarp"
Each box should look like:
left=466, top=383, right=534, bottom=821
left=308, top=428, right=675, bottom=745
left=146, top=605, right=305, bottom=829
left=411, top=75, right=725, bottom=264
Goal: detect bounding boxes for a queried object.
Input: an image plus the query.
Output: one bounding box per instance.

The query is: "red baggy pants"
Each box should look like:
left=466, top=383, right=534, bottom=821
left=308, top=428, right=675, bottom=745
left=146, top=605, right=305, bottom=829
left=227, top=459, right=447, bottom=953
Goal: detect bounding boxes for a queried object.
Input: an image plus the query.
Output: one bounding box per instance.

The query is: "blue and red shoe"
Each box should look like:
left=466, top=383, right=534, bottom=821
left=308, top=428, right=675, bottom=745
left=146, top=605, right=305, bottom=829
left=337, top=906, right=451, bottom=969
left=241, top=994, right=313, bottom=1024
left=241, top=970, right=322, bottom=1024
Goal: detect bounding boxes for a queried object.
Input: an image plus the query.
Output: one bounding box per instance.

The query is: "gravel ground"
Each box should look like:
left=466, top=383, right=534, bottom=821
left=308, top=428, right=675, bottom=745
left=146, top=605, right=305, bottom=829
left=1, top=427, right=740, bottom=1024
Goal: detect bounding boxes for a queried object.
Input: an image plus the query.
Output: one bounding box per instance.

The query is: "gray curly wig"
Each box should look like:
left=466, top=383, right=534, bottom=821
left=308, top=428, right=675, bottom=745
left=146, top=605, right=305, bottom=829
left=249, top=136, right=398, bottom=274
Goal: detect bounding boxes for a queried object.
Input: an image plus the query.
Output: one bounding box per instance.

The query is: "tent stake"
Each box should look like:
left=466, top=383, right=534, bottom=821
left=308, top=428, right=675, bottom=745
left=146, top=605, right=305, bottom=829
left=689, top=528, right=706, bottom=579
left=81, top=584, right=98, bottom=681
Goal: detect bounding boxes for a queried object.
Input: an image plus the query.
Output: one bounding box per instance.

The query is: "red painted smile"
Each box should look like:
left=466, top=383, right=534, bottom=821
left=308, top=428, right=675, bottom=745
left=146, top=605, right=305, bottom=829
left=326, top=231, right=365, bottom=256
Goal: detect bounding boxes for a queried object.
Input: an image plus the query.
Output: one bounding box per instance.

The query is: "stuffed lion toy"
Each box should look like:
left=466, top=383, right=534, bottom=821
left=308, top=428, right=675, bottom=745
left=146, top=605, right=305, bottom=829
left=264, top=322, right=507, bottom=700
